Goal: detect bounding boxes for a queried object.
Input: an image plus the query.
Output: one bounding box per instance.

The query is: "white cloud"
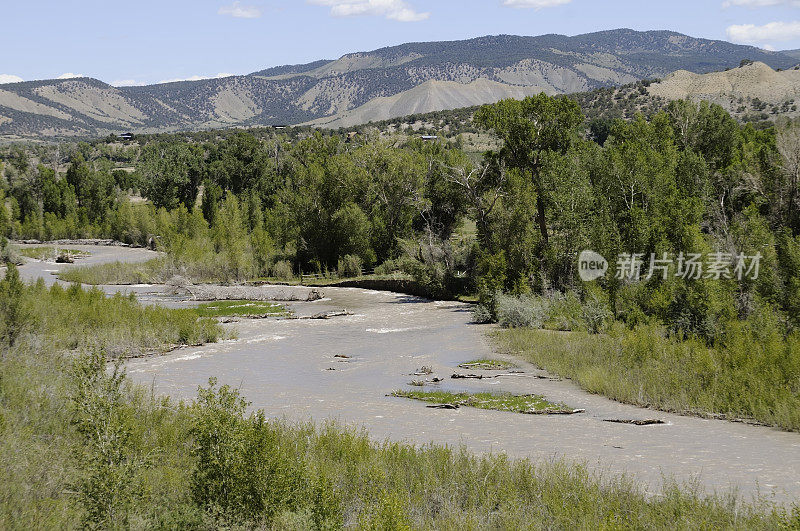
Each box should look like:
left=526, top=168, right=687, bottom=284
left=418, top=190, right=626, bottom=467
left=159, top=73, right=235, bottom=84
left=309, top=0, right=429, bottom=22
left=723, top=0, right=800, bottom=7
left=502, top=0, right=572, bottom=8
left=0, top=74, right=24, bottom=84
left=111, top=79, right=147, bottom=87
left=727, top=20, right=800, bottom=42
left=57, top=72, right=84, bottom=79
left=218, top=1, right=262, bottom=18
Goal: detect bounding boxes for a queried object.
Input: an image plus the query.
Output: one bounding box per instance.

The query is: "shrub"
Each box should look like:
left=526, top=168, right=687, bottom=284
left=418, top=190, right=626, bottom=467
left=495, top=293, right=549, bottom=329
left=189, top=379, right=338, bottom=525
left=69, top=352, right=147, bottom=528
left=582, top=296, right=613, bottom=334
left=0, top=264, right=27, bottom=346
left=472, top=304, right=493, bottom=324
left=545, top=291, right=584, bottom=331
left=0, top=238, right=22, bottom=266
left=337, top=254, right=363, bottom=278
left=271, top=260, right=295, bottom=281
left=375, top=258, right=401, bottom=276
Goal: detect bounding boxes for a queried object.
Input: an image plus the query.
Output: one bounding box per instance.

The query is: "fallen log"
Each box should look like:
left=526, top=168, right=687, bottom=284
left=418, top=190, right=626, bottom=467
left=603, top=419, right=665, bottom=426
left=523, top=408, right=585, bottom=415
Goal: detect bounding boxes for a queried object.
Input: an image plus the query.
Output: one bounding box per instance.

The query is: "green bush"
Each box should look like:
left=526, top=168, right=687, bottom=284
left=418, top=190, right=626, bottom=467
left=472, top=304, right=493, bottom=324
left=337, top=254, right=363, bottom=278
left=375, top=258, right=401, bottom=276
left=69, top=352, right=147, bottom=528
left=495, top=293, right=549, bottom=329
left=581, top=295, right=613, bottom=334
left=190, top=378, right=340, bottom=526
left=271, top=260, right=295, bottom=281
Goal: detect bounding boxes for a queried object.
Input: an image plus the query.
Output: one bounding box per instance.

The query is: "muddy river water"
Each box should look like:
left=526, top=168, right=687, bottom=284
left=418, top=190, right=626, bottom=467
left=17, top=244, right=800, bottom=506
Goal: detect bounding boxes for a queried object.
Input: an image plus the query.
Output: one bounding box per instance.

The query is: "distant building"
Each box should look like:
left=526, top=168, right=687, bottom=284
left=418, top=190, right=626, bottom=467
left=118, top=132, right=134, bottom=141
left=421, top=135, right=438, bottom=141
left=273, top=125, right=288, bottom=130
left=346, top=131, right=358, bottom=142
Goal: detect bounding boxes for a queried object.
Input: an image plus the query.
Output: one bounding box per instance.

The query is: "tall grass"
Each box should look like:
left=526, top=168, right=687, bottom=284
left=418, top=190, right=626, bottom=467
left=0, top=267, right=798, bottom=528
left=496, top=316, right=800, bottom=432
left=4, top=272, right=224, bottom=357
left=1, top=352, right=797, bottom=529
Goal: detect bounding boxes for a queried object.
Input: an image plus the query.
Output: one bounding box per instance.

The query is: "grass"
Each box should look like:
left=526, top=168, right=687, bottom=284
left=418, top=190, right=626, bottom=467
left=17, top=246, right=90, bottom=261
left=459, top=359, right=516, bottom=370
left=57, top=258, right=170, bottom=285
left=391, top=389, right=574, bottom=414
left=59, top=257, right=415, bottom=287
left=4, top=275, right=226, bottom=358
left=1, top=268, right=799, bottom=528
left=495, top=319, right=800, bottom=432
left=193, top=300, right=290, bottom=318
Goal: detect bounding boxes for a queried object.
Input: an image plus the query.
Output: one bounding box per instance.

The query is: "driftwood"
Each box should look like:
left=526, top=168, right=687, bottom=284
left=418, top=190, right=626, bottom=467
left=451, top=372, right=532, bottom=380
left=524, top=408, right=585, bottom=415
left=297, top=310, right=353, bottom=320
left=603, top=419, right=665, bottom=426
left=426, top=404, right=459, bottom=410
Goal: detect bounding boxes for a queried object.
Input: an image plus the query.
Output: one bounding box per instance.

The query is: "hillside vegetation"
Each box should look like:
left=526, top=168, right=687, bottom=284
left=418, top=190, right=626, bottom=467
left=1, top=29, right=797, bottom=140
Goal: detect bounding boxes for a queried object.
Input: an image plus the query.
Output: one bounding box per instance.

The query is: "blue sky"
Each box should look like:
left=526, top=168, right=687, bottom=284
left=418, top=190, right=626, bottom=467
left=3, top=0, right=800, bottom=86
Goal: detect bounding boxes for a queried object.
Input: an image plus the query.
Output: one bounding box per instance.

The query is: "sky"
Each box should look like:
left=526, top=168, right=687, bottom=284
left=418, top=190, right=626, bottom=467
left=4, top=0, right=800, bottom=86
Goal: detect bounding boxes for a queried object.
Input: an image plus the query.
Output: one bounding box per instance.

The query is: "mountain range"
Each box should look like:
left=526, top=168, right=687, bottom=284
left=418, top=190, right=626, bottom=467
left=0, top=29, right=797, bottom=140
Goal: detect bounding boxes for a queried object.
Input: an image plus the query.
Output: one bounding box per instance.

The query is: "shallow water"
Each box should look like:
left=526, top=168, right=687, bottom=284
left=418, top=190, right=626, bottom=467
left=16, top=244, right=800, bottom=505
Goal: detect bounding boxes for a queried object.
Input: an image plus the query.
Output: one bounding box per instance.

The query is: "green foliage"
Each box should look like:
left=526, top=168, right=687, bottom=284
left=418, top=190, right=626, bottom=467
left=5, top=278, right=223, bottom=357
left=189, top=378, right=339, bottom=526
left=271, top=259, right=295, bottom=281
left=495, top=293, right=550, bottom=329
left=498, top=314, right=800, bottom=431
left=0, top=264, right=27, bottom=346
left=69, top=352, right=147, bottom=529
left=337, top=254, right=363, bottom=278
left=392, top=389, right=570, bottom=413
left=140, top=142, right=203, bottom=210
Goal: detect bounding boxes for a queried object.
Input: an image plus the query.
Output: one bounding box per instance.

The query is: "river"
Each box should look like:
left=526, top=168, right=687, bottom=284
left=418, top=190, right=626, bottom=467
left=16, top=243, right=800, bottom=506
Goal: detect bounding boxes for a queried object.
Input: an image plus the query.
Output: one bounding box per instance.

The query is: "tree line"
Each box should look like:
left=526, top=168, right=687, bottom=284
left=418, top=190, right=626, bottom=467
left=3, top=95, right=800, bottom=336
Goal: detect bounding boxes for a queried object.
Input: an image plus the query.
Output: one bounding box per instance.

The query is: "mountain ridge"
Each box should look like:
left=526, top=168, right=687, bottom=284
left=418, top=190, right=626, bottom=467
left=1, top=29, right=796, bottom=140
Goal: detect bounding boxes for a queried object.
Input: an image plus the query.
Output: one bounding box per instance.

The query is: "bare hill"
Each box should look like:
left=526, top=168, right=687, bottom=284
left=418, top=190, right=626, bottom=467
left=648, top=61, right=800, bottom=118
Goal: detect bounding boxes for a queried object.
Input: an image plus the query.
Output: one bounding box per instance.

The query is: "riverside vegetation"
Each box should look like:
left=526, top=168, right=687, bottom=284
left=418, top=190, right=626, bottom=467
left=4, top=95, right=800, bottom=430
left=3, top=92, right=800, bottom=523
left=1, top=266, right=799, bottom=528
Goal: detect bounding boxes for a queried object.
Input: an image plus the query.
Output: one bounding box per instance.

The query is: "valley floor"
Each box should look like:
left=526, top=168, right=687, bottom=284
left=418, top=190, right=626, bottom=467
left=16, top=244, right=800, bottom=507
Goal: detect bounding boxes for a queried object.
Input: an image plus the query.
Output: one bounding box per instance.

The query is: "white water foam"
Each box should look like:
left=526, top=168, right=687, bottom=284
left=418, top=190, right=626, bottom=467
left=245, top=334, right=288, bottom=344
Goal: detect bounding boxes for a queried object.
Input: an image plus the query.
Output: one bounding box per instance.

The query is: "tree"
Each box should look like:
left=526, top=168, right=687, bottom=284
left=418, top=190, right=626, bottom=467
left=140, top=142, right=203, bottom=210
left=776, top=124, right=800, bottom=232
left=475, top=93, right=584, bottom=244
left=0, top=263, right=27, bottom=347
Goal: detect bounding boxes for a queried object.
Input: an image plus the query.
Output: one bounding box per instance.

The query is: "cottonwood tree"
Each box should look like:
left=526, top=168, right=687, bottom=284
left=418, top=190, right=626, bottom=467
left=776, top=124, right=800, bottom=232
left=474, top=93, right=583, bottom=245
